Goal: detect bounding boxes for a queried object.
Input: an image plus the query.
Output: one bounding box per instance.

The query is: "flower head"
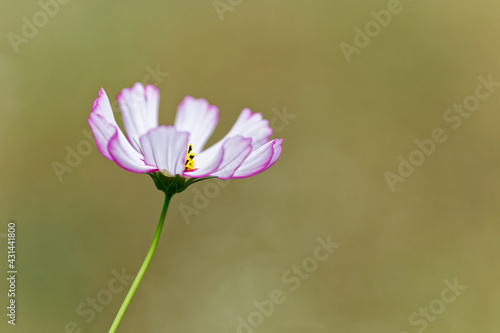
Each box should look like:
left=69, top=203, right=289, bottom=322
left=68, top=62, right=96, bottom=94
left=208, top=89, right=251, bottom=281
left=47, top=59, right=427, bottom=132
left=88, top=83, right=282, bottom=183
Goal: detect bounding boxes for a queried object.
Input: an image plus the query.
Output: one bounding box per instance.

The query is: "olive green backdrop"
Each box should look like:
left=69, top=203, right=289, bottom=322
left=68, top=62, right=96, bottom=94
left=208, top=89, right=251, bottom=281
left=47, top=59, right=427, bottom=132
left=1, top=0, right=500, bottom=332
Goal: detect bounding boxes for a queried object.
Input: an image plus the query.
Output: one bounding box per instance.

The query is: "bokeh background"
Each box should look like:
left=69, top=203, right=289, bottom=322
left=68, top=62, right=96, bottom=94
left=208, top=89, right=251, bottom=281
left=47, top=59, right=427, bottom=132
left=2, top=0, right=500, bottom=332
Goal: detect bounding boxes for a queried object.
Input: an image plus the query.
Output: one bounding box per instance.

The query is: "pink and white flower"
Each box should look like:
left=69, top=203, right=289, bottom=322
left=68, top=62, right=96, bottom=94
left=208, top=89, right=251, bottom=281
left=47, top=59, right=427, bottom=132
left=88, top=83, right=282, bottom=179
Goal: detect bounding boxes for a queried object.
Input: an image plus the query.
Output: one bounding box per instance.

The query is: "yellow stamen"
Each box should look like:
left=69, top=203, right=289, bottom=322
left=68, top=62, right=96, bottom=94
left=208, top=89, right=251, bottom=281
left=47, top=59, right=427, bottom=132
left=185, top=144, right=195, bottom=171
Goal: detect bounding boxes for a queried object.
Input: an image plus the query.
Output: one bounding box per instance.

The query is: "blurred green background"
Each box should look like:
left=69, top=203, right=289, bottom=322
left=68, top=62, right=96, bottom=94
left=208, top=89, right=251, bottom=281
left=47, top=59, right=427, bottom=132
left=1, top=0, right=500, bottom=332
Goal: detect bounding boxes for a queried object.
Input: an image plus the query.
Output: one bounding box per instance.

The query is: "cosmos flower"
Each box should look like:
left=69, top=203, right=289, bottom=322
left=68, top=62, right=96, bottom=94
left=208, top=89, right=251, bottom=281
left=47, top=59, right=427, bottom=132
left=88, top=83, right=282, bottom=180
left=90, top=83, right=285, bottom=332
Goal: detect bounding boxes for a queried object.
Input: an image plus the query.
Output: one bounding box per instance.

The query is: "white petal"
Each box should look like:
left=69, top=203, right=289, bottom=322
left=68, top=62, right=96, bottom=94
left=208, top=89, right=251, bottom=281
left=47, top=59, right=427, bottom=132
left=91, top=88, right=115, bottom=122
left=107, top=129, right=157, bottom=174
left=88, top=113, right=116, bottom=161
left=266, top=138, right=283, bottom=169
left=200, top=108, right=272, bottom=162
left=117, top=83, right=160, bottom=150
left=174, top=96, right=219, bottom=153
left=89, top=88, right=150, bottom=173
left=225, top=108, right=273, bottom=149
left=211, top=136, right=253, bottom=179
left=183, top=147, right=223, bottom=178
left=232, top=139, right=280, bottom=178
left=140, top=126, right=189, bottom=176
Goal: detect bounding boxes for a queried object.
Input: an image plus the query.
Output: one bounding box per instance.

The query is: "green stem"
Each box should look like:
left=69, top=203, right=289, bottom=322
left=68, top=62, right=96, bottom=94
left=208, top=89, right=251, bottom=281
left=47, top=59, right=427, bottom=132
left=108, top=194, right=172, bottom=333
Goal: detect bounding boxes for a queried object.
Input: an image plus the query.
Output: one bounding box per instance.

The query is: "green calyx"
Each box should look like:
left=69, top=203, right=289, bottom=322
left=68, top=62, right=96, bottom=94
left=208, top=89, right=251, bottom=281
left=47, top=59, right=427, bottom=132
left=147, top=172, right=216, bottom=196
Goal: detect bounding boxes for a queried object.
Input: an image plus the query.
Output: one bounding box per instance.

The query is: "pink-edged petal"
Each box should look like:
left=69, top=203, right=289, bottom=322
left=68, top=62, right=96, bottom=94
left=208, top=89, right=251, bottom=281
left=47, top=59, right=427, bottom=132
left=107, top=130, right=157, bottom=174
left=225, top=108, right=273, bottom=149
left=91, top=88, right=114, bottom=122
left=199, top=108, right=272, bottom=162
left=89, top=88, right=142, bottom=166
left=174, top=96, right=219, bottom=152
left=117, top=83, right=160, bottom=150
left=183, top=135, right=251, bottom=179
left=210, top=136, right=253, bottom=179
left=183, top=147, right=223, bottom=178
left=139, top=125, right=189, bottom=176
left=88, top=113, right=116, bottom=161
left=231, top=139, right=281, bottom=178
left=266, top=138, right=283, bottom=169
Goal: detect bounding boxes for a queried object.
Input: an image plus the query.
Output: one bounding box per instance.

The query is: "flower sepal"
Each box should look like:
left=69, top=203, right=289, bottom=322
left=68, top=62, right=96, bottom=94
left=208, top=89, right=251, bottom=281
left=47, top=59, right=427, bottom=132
left=147, top=172, right=215, bottom=196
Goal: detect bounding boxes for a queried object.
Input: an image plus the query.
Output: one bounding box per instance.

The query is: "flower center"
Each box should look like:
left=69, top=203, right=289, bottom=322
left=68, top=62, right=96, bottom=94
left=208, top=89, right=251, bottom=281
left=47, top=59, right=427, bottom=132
left=185, top=144, right=195, bottom=171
